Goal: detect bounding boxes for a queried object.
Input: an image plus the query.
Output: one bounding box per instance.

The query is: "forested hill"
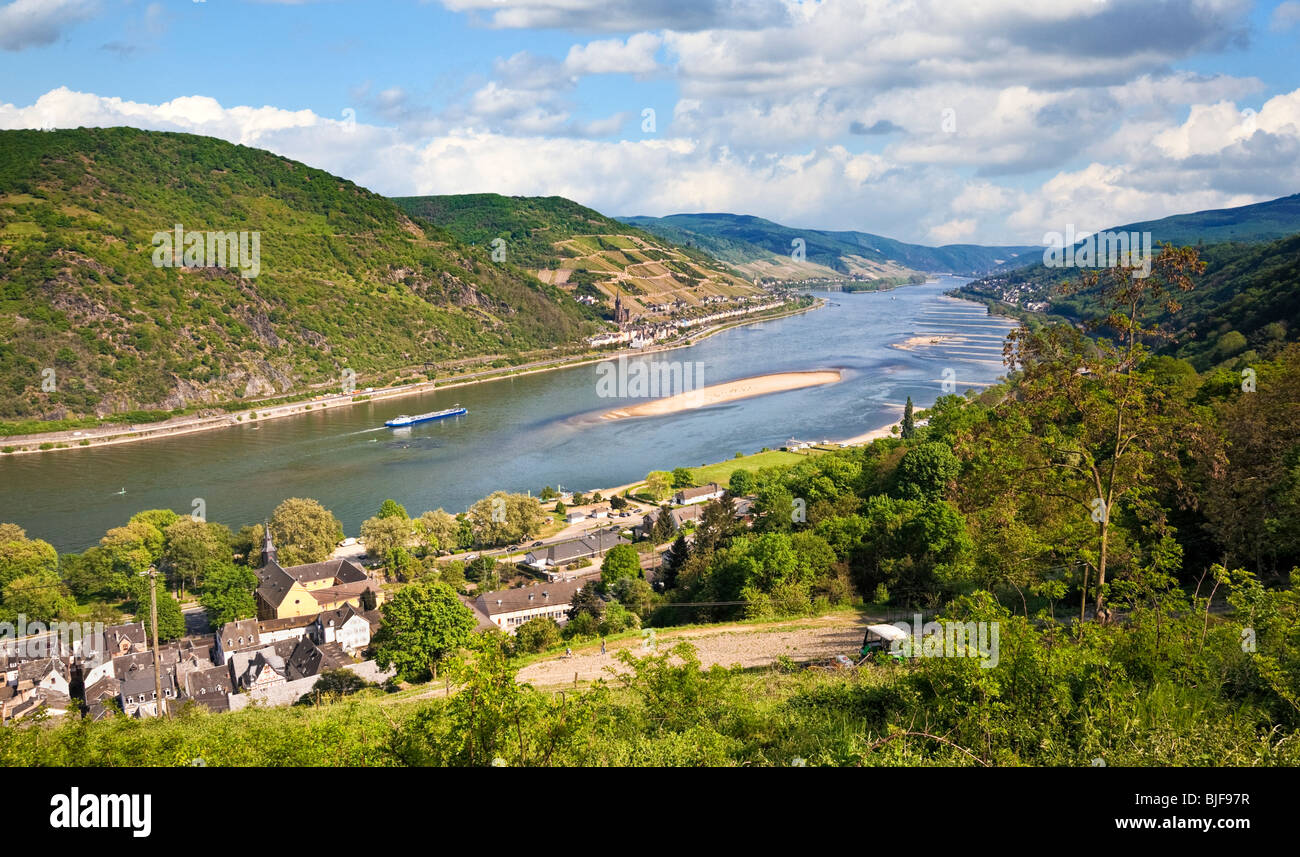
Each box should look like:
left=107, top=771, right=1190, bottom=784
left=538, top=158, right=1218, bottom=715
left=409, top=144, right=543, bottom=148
left=0, top=129, right=595, bottom=422
left=618, top=212, right=1040, bottom=277
left=1108, top=192, right=1300, bottom=245
left=960, top=231, right=1300, bottom=370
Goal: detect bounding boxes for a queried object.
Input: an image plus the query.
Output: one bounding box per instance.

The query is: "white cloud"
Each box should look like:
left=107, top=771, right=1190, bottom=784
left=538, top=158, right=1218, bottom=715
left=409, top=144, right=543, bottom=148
left=1271, top=1, right=1300, bottom=31
left=565, top=33, right=662, bottom=76
left=0, top=0, right=98, bottom=51
left=5, top=82, right=1300, bottom=246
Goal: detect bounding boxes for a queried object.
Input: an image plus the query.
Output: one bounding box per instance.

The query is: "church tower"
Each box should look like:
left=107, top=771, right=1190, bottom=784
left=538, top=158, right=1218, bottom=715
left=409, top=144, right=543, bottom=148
left=260, top=522, right=278, bottom=567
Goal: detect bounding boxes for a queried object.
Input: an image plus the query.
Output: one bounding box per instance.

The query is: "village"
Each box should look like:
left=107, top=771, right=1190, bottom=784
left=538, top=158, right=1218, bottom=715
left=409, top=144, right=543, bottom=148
left=0, top=477, right=759, bottom=723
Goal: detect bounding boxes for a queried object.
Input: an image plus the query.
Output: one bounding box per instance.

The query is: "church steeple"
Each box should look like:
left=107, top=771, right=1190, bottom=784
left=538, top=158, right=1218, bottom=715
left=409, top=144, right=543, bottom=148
left=260, top=522, right=278, bottom=567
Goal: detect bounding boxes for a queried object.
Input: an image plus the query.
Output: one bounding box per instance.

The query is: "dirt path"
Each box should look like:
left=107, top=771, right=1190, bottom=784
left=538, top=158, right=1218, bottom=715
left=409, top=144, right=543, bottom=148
left=517, top=613, right=867, bottom=688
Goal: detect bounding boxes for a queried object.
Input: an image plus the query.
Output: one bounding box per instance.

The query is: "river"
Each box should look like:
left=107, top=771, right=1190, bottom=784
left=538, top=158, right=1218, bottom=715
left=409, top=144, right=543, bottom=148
left=0, top=277, right=1017, bottom=552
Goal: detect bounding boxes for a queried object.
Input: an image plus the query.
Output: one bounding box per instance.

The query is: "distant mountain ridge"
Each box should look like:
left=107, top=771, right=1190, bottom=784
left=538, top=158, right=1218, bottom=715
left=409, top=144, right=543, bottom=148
left=618, top=212, right=1040, bottom=278
left=1101, top=192, right=1300, bottom=246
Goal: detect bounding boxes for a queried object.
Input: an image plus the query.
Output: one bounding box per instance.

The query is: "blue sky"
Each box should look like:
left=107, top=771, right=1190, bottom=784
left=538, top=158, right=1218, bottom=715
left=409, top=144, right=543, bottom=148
left=3, top=0, right=1300, bottom=245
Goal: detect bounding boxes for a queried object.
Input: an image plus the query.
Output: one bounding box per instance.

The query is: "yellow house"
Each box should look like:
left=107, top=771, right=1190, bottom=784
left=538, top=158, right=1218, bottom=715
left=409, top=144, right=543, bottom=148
left=254, top=528, right=382, bottom=620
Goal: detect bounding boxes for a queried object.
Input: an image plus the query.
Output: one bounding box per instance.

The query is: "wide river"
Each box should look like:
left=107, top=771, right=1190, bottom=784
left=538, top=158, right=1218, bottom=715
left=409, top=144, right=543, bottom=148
left=0, top=277, right=1017, bottom=552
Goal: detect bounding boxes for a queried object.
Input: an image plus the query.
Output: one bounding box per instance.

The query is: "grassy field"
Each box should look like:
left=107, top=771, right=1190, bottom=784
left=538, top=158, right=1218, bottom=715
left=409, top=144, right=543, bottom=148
left=688, top=448, right=818, bottom=486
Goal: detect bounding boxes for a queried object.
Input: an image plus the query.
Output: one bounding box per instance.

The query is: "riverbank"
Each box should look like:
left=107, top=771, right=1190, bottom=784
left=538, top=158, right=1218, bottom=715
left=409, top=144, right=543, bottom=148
left=599, top=370, right=843, bottom=421
left=1, top=298, right=823, bottom=456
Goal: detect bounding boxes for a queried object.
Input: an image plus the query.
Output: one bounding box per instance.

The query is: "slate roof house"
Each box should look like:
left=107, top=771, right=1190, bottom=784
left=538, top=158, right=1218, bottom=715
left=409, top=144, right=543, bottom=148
left=286, top=637, right=351, bottom=681
left=254, top=528, right=382, bottom=620
left=103, top=622, right=148, bottom=656
left=215, top=618, right=262, bottom=666
left=634, top=505, right=705, bottom=539
left=119, top=667, right=178, bottom=718
left=522, top=528, right=630, bottom=579
left=184, top=665, right=232, bottom=714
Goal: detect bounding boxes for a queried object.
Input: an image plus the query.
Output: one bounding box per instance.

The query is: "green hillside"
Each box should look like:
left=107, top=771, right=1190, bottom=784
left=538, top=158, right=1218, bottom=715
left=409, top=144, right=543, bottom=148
left=0, top=129, right=595, bottom=422
left=394, top=193, right=766, bottom=318
left=960, top=232, right=1300, bottom=370
left=619, top=212, right=1039, bottom=276
left=1111, top=192, right=1300, bottom=245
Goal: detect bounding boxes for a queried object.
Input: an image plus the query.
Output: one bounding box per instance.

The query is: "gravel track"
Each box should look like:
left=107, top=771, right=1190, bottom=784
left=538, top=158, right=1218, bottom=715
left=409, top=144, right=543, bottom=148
left=517, top=613, right=867, bottom=687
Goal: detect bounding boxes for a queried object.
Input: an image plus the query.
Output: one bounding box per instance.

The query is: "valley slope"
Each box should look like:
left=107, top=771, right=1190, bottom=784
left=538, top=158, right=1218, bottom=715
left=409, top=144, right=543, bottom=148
left=0, top=129, right=598, bottom=422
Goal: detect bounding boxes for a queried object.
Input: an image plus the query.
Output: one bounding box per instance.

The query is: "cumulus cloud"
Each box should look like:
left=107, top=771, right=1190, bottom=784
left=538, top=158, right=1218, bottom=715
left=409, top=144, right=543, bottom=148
left=0, top=0, right=98, bottom=51
left=438, top=0, right=790, bottom=33
left=5, top=68, right=1300, bottom=245
left=565, top=33, right=662, bottom=76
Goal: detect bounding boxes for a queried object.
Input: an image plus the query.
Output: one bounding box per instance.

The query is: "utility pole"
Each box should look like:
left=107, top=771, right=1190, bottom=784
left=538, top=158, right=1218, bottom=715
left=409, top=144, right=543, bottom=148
left=148, top=566, right=166, bottom=719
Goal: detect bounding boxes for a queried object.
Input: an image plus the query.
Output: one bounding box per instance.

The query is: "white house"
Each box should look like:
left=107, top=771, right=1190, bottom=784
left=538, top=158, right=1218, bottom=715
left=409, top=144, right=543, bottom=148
left=674, top=482, right=724, bottom=506
left=311, top=604, right=378, bottom=655
left=473, top=579, right=586, bottom=633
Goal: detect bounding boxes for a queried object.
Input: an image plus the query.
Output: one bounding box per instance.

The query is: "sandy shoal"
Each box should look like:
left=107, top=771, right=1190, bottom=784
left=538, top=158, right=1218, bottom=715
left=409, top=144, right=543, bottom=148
left=600, top=370, right=842, bottom=420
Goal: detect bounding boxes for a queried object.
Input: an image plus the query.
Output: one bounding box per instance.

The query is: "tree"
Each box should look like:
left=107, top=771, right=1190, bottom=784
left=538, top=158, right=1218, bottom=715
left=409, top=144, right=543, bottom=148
left=128, top=576, right=185, bottom=642
left=1000, top=244, right=1207, bottom=617
left=198, top=561, right=257, bottom=626
left=512, top=617, right=561, bottom=654
left=469, top=556, right=501, bottom=591
left=233, top=523, right=266, bottom=568
left=651, top=505, right=677, bottom=544
left=540, top=486, right=557, bottom=501
left=468, top=491, right=546, bottom=547
left=0, top=526, right=58, bottom=590
left=100, top=521, right=163, bottom=578
left=414, top=509, right=458, bottom=554
left=895, top=442, right=960, bottom=501
left=440, top=560, right=466, bottom=590
left=661, top=534, right=690, bottom=591
left=901, top=396, right=916, bottom=439
left=1, top=571, right=74, bottom=624
left=361, top=515, right=411, bottom=562
left=671, top=468, right=695, bottom=489
left=752, top=481, right=795, bottom=533
left=728, top=468, right=756, bottom=496
left=129, top=510, right=179, bottom=551
left=372, top=581, right=477, bottom=681
left=296, top=669, right=374, bottom=706
left=567, top=581, right=605, bottom=622
left=601, top=544, right=642, bottom=588
left=378, top=499, right=409, bottom=520
left=612, top=575, right=656, bottom=618
left=270, top=498, right=344, bottom=566
left=163, top=518, right=232, bottom=598
left=644, top=471, right=673, bottom=501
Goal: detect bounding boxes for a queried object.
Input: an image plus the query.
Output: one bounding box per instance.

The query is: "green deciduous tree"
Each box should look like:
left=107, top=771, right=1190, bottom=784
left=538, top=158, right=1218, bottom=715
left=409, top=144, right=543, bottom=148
left=0, top=525, right=58, bottom=590
left=198, top=561, right=258, bottom=626
left=372, top=580, right=476, bottom=681
left=163, top=518, right=232, bottom=598
left=270, top=498, right=344, bottom=566
left=378, top=498, right=409, bottom=520
left=601, top=543, right=642, bottom=588
left=361, top=515, right=411, bottom=563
